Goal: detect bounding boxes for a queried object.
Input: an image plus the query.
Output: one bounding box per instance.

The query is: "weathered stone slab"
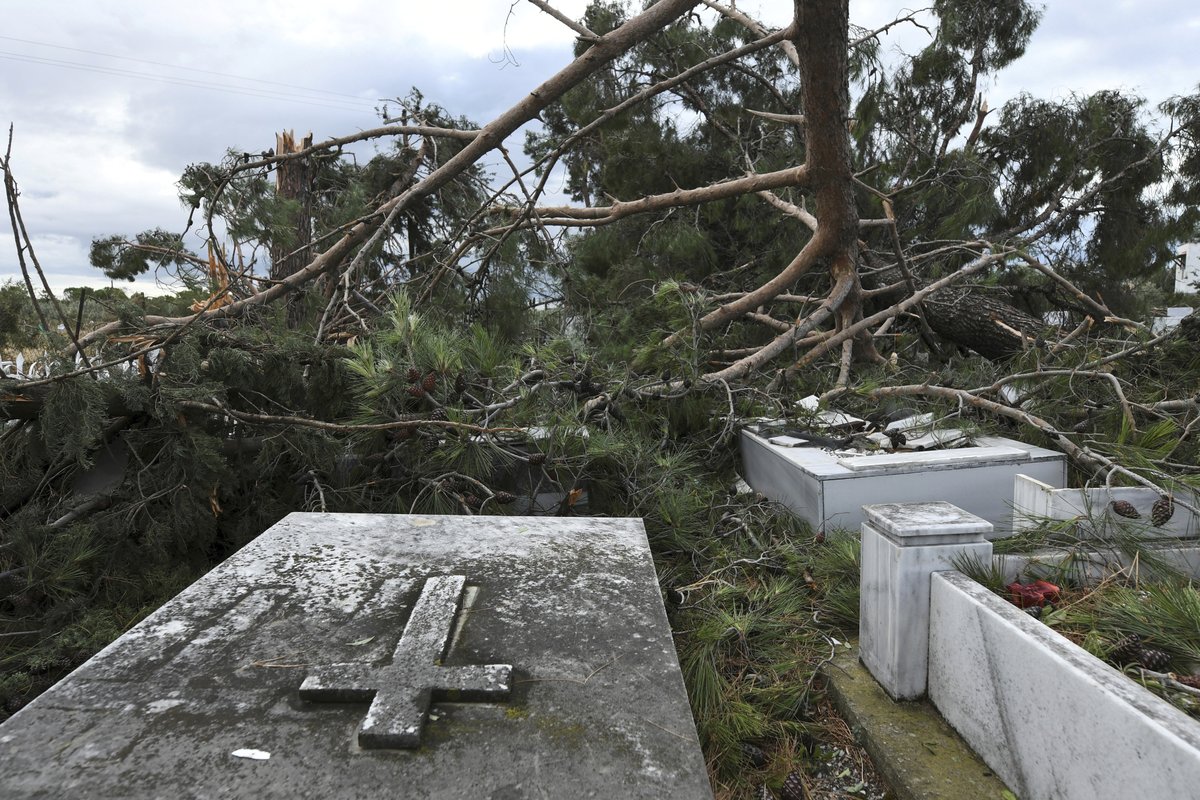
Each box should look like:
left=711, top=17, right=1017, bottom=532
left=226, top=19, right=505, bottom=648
left=0, top=513, right=712, bottom=799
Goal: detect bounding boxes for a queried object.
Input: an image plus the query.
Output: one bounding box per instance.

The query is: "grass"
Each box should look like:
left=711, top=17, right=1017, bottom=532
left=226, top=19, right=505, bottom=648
left=657, top=496, right=868, bottom=798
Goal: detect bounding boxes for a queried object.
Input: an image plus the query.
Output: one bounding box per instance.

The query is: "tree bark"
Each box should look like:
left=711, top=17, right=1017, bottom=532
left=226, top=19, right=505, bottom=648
left=794, top=0, right=874, bottom=361
left=922, top=287, right=1044, bottom=360
left=864, top=264, right=1045, bottom=360
left=271, top=130, right=313, bottom=326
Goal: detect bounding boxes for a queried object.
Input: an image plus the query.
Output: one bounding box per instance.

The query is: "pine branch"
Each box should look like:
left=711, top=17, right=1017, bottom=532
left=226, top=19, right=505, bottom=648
left=177, top=399, right=524, bottom=435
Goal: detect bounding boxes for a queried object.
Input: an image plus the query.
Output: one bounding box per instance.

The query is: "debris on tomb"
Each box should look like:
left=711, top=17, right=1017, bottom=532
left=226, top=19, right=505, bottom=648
left=1006, top=579, right=1061, bottom=609
left=751, top=397, right=976, bottom=458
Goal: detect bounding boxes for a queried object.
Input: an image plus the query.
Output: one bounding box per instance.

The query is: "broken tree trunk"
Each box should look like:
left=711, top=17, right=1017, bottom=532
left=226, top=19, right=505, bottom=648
left=270, top=130, right=314, bottom=326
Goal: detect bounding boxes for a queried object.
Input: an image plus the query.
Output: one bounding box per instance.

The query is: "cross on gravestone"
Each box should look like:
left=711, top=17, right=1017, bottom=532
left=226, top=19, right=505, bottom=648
left=299, top=574, right=512, bottom=749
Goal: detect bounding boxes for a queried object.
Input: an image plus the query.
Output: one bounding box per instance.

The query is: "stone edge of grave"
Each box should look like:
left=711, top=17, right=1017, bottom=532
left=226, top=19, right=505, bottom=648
left=821, top=644, right=1013, bottom=800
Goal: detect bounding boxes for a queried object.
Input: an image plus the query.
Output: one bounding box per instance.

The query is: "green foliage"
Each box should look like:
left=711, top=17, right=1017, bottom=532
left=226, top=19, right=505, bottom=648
left=89, top=228, right=192, bottom=282
left=0, top=280, right=35, bottom=349
left=0, top=318, right=362, bottom=719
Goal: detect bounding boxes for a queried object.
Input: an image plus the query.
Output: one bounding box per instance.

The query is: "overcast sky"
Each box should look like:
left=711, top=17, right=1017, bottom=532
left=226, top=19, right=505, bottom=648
left=0, top=0, right=1196, bottom=297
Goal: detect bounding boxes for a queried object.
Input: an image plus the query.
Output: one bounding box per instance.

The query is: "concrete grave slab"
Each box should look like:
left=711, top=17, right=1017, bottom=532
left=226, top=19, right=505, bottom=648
left=0, top=513, right=712, bottom=799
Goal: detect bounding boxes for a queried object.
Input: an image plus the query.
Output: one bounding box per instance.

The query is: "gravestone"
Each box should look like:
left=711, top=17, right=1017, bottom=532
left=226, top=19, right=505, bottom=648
left=0, top=513, right=712, bottom=799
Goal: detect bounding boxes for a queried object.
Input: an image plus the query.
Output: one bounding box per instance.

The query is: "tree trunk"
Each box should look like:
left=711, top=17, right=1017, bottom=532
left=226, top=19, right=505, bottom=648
left=270, top=130, right=313, bottom=326
left=864, top=262, right=1046, bottom=360
left=794, top=0, right=874, bottom=361
left=923, top=287, right=1044, bottom=360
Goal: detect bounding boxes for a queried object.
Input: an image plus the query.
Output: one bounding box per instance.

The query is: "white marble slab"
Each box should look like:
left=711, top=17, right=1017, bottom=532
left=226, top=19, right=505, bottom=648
left=836, top=445, right=1027, bottom=471
left=929, top=570, right=1200, bottom=800
left=739, top=428, right=1066, bottom=535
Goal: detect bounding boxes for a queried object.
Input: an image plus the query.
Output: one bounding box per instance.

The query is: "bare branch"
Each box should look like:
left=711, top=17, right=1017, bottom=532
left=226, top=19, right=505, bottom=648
left=491, top=165, right=809, bottom=229
left=746, top=109, right=806, bottom=125
left=527, top=0, right=598, bottom=41
left=788, top=247, right=1008, bottom=372
left=178, top=399, right=524, bottom=436
left=701, top=0, right=799, bottom=67
left=699, top=270, right=856, bottom=384
left=1015, top=251, right=1147, bottom=332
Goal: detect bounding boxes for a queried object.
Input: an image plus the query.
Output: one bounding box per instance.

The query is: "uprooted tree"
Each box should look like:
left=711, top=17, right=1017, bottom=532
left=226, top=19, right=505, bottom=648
left=4, top=1, right=1200, bottom=795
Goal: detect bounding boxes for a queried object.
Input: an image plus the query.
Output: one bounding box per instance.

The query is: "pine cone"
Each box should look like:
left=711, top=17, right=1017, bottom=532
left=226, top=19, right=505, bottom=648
left=428, top=407, right=448, bottom=421
left=1108, top=634, right=1142, bottom=665
left=1136, top=647, right=1171, bottom=671
left=422, top=372, right=438, bottom=393
left=780, top=771, right=808, bottom=800
left=1151, top=495, right=1175, bottom=527
left=407, top=385, right=426, bottom=399
left=454, top=373, right=467, bottom=394
left=1176, top=674, right=1200, bottom=690
left=739, top=742, right=767, bottom=768
left=463, top=493, right=481, bottom=509
left=406, top=367, right=421, bottom=383
left=527, top=452, right=547, bottom=466
left=422, top=437, right=439, bottom=453
left=493, top=491, right=516, bottom=505
left=1110, top=499, right=1140, bottom=519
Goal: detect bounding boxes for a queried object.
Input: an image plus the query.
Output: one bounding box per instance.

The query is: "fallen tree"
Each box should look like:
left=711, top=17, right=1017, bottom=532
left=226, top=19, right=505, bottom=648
left=3, top=2, right=1200, bottom=797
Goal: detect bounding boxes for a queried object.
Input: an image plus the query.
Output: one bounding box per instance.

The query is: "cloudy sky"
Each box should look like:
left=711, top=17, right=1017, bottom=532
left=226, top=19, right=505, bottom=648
left=0, top=0, right=1196, bottom=296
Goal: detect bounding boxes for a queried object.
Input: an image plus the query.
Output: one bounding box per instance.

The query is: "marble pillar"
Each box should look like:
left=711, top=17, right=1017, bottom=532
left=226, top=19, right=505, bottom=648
left=859, top=501, right=993, bottom=700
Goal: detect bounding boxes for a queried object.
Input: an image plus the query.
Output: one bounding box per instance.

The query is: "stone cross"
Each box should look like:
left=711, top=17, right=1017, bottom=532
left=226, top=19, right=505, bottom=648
left=300, top=575, right=512, bottom=749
